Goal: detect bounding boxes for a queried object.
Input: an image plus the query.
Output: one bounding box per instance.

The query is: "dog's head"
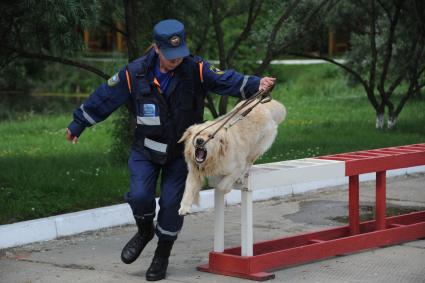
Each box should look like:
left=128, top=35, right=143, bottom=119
left=178, top=123, right=228, bottom=166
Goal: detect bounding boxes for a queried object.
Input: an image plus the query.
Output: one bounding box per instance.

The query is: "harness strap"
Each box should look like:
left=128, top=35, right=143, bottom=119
left=191, top=90, right=271, bottom=148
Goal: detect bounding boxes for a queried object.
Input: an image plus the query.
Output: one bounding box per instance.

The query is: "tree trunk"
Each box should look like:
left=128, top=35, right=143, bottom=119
left=414, top=79, right=423, bottom=99
left=123, top=0, right=143, bottom=60
left=376, top=112, right=385, bottom=129
left=205, top=93, right=218, bottom=118
left=375, top=100, right=386, bottom=129
left=226, top=0, right=263, bottom=67
left=111, top=0, right=144, bottom=163
left=218, top=96, right=228, bottom=116
left=210, top=0, right=229, bottom=115
left=210, top=0, right=226, bottom=69
left=387, top=113, right=398, bottom=129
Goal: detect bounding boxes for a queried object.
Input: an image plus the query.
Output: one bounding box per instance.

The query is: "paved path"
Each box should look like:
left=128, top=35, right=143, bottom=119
left=1, top=173, right=424, bottom=283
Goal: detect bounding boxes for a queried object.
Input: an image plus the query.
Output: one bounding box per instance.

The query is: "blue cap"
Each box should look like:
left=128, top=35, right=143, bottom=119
left=153, top=19, right=190, bottom=60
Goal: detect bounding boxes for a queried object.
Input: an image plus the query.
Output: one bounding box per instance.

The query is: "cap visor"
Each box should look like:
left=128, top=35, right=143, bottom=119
left=161, top=45, right=190, bottom=60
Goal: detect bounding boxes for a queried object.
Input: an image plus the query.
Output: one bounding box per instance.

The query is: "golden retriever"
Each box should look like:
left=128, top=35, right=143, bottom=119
left=178, top=99, right=286, bottom=215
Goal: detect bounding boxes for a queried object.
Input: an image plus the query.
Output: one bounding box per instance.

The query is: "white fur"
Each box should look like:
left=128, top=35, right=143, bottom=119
left=178, top=99, right=286, bottom=215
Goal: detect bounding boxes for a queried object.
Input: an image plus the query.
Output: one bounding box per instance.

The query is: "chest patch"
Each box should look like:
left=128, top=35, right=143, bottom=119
left=143, top=104, right=157, bottom=117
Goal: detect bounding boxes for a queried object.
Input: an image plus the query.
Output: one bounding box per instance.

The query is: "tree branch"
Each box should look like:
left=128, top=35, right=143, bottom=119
left=226, top=0, right=263, bottom=67
left=414, top=0, right=425, bottom=36
left=277, top=0, right=333, bottom=55
left=394, top=79, right=415, bottom=116
left=210, top=0, right=229, bottom=115
left=123, top=0, right=143, bottom=61
left=255, top=0, right=332, bottom=75
left=377, top=0, right=402, bottom=97
left=5, top=46, right=109, bottom=79
left=205, top=93, right=218, bottom=118
left=0, top=53, right=19, bottom=70
left=386, top=38, right=420, bottom=98
left=368, top=0, right=377, bottom=91
left=367, top=0, right=380, bottom=111
left=377, top=0, right=392, bottom=21
left=100, top=19, right=127, bottom=36
left=210, top=0, right=226, bottom=69
left=255, top=0, right=302, bottom=75
left=289, top=52, right=370, bottom=89
left=386, top=74, right=404, bottom=96
left=194, top=21, right=210, bottom=54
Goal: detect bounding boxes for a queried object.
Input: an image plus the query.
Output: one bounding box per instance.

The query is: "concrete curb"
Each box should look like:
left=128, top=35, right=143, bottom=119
left=1, top=165, right=424, bottom=249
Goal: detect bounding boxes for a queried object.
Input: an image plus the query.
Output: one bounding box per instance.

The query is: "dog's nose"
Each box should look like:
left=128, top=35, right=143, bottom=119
left=196, top=138, right=204, bottom=146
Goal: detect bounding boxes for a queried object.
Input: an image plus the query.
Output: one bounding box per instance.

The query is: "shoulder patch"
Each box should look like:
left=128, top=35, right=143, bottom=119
left=209, top=65, right=224, bottom=75
left=107, top=73, right=120, bottom=87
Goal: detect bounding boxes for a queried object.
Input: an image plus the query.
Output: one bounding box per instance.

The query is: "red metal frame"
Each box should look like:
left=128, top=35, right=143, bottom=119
left=197, top=143, right=425, bottom=281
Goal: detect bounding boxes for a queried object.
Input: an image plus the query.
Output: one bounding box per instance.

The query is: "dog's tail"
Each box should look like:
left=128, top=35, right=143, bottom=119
left=267, top=100, right=287, bottom=124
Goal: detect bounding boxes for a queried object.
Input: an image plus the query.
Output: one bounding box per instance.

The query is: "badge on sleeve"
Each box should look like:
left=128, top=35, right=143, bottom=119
left=107, top=73, right=120, bottom=87
left=209, top=65, right=224, bottom=75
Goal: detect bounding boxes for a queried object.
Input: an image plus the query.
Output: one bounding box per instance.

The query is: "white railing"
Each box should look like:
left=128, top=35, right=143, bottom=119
left=211, top=158, right=346, bottom=256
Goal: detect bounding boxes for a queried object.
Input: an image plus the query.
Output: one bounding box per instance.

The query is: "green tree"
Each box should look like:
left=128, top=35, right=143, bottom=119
left=1, top=0, right=345, bottom=162
left=208, top=0, right=336, bottom=114
left=0, top=0, right=108, bottom=83
left=293, top=0, right=425, bottom=129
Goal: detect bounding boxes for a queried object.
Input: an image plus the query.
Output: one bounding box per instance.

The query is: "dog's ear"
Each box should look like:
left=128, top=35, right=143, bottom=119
left=178, top=128, right=192, bottom=143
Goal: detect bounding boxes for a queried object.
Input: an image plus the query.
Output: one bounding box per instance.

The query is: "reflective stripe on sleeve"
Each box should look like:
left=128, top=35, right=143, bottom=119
left=156, top=224, right=180, bottom=237
left=80, top=104, right=96, bottom=125
left=240, top=75, right=249, bottom=99
left=137, top=116, right=161, bottom=126
left=144, top=138, right=168, bottom=153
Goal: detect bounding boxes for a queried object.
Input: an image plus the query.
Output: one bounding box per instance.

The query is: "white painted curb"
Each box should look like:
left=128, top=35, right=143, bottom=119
left=1, top=165, right=424, bottom=249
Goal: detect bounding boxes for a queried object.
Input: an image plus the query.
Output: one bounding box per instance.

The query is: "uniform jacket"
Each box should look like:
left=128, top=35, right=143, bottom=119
left=68, top=48, right=261, bottom=164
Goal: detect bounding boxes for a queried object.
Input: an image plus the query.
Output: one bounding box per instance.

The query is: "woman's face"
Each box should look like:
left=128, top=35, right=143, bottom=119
left=154, top=45, right=184, bottom=72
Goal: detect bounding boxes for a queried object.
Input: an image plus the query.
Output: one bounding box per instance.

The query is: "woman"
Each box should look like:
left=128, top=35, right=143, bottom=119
left=66, top=19, right=275, bottom=281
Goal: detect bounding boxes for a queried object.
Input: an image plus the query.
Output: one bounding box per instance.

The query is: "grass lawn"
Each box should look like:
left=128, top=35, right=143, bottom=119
left=258, top=64, right=425, bottom=162
left=1, top=64, right=424, bottom=224
left=0, top=113, right=129, bottom=224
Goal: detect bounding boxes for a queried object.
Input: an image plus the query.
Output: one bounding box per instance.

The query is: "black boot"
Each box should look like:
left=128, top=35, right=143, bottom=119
left=121, top=218, right=154, bottom=264
left=146, top=240, right=174, bottom=281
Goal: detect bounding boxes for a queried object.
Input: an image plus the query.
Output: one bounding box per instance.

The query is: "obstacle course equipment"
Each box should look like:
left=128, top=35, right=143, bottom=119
left=198, top=143, right=425, bottom=280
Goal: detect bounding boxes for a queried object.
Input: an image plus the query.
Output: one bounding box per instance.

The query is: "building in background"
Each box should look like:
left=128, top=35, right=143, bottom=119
left=83, top=23, right=126, bottom=53
left=82, top=24, right=350, bottom=57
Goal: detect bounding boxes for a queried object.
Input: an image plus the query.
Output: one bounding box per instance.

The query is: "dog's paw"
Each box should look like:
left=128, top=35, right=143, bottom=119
left=235, top=178, right=243, bottom=185
left=178, top=205, right=191, bottom=216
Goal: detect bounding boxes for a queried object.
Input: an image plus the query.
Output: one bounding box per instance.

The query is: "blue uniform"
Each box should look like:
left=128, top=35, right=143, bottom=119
left=68, top=48, right=261, bottom=240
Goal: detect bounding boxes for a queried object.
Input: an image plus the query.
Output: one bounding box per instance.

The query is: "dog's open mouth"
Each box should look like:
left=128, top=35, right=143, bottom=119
left=195, top=147, right=207, bottom=163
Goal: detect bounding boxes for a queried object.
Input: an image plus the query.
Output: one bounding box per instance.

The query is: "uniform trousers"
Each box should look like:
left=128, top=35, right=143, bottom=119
left=125, top=149, right=188, bottom=241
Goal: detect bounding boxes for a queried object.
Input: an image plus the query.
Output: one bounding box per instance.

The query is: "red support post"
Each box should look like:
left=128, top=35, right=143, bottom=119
left=349, top=175, right=360, bottom=235
left=375, top=171, right=387, bottom=230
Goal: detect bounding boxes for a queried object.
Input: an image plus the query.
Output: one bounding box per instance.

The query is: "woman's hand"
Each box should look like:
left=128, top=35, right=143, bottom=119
left=259, top=77, right=276, bottom=93
left=66, top=128, right=78, bottom=144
